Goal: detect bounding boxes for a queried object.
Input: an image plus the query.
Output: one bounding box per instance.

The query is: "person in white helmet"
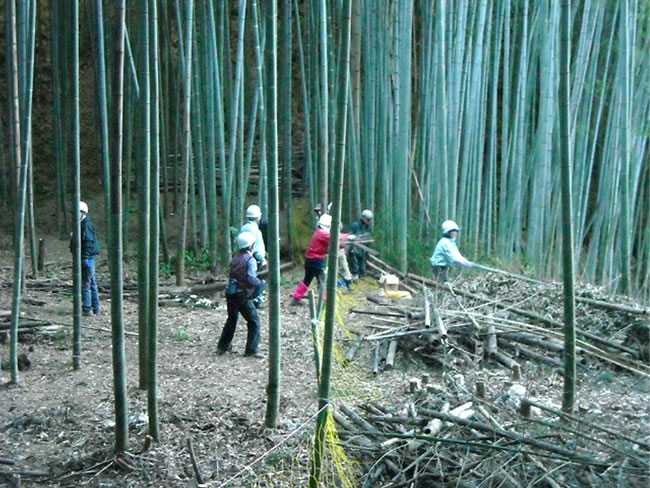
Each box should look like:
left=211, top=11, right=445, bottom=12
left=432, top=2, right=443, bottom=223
left=291, top=214, right=354, bottom=304
left=348, top=209, right=373, bottom=279
left=69, top=201, right=101, bottom=316
left=240, top=205, right=266, bottom=268
left=430, top=220, right=473, bottom=282
left=217, top=232, right=265, bottom=358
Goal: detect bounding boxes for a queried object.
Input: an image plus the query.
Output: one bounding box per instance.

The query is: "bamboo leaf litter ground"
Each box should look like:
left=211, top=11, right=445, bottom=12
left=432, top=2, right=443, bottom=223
left=0, top=251, right=648, bottom=487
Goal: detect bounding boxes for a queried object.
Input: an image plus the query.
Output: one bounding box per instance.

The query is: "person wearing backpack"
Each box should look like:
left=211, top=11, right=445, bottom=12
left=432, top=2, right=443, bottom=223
left=217, top=232, right=265, bottom=358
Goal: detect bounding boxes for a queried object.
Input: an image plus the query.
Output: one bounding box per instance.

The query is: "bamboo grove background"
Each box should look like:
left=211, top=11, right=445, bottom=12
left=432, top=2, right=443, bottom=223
left=1, top=0, right=649, bottom=303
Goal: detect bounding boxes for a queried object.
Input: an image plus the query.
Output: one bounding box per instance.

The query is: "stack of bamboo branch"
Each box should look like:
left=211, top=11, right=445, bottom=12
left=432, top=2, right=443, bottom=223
left=332, top=388, right=650, bottom=487
left=350, top=254, right=650, bottom=378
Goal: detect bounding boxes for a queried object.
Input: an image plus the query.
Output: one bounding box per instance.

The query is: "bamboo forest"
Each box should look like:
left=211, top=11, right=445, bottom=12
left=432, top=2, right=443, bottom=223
left=1, top=0, right=649, bottom=486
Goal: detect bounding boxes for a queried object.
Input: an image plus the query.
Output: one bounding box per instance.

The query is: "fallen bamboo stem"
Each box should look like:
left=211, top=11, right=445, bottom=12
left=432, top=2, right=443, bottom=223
left=471, top=263, right=547, bottom=285
left=522, top=398, right=650, bottom=449
left=575, top=296, right=649, bottom=315
left=372, top=342, right=381, bottom=375
left=345, top=337, right=363, bottom=364
left=339, top=404, right=382, bottom=439
left=417, top=408, right=595, bottom=461
left=499, top=332, right=565, bottom=353
left=351, top=309, right=405, bottom=318
left=500, top=340, right=563, bottom=369
left=21, top=318, right=139, bottom=337
left=365, top=327, right=438, bottom=341
left=189, top=262, right=296, bottom=294
left=186, top=437, right=205, bottom=485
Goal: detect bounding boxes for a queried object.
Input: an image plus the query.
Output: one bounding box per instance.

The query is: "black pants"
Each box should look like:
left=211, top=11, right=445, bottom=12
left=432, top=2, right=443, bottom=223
left=348, top=247, right=367, bottom=275
left=217, top=292, right=260, bottom=354
left=432, top=266, right=450, bottom=283
left=302, top=266, right=324, bottom=287
left=302, top=258, right=325, bottom=287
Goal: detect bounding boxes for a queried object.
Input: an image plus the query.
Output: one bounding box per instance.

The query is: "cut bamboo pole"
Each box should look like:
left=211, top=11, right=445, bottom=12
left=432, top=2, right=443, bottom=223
left=385, top=340, right=398, bottom=370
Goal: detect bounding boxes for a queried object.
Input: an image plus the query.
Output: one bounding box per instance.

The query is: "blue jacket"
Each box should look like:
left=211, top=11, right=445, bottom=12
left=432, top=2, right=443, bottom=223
left=430, top=237, right=471, bottom=268
left=240, top=220, right=266, bottom=266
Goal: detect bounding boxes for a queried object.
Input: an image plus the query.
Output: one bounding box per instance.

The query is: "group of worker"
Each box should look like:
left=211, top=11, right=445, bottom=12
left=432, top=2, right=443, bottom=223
left=71, top=202, right=471, bottom=360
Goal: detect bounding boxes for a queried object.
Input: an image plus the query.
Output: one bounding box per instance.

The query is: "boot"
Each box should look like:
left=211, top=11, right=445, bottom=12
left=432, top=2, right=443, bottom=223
left=292, top=281, right=309, bottom=301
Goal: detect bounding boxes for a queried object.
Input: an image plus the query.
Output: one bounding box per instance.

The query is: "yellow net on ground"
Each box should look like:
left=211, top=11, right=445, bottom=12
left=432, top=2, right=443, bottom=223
left=252, top=279, right=385, bottom=487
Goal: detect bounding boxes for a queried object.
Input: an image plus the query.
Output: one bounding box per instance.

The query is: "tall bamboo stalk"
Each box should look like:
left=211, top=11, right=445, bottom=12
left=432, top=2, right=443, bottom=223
left=559, top=0, right=576, bottom=412
left=264, top=0, right=282, bottom=429
left=71, top=0, right=82, bottom=371
left=175, top=0, right=194, bottom=286
left=147, top=0, right=161, bottom=441
left=95, top=0, right=111, bottom=235
left=8, top=0, right=26, bottom=384
left=137, top=0, right=151, bottom=388
left=309, top=0, right=352, bottom=484
left=108, top=0, right=128, bottom=454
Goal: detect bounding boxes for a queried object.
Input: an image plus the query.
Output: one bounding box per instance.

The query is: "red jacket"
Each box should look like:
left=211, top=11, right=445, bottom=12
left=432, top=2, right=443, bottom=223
left=305, top=228, right=349, bottom=260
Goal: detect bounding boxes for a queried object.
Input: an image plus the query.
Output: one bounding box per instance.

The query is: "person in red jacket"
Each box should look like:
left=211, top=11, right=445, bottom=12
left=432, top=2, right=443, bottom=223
left=292, top=214, right=353, bottom=304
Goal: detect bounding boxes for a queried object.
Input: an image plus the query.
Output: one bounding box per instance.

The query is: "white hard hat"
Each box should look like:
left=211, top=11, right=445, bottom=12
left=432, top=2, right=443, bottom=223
left=361, top=209, right=373, bottom=220
left=79, top=201, right=89, bottom=214
left=236, top=231, right=256, bottom=250
left=318, top=214, right=332, bottom=229
left=441, top=220, right=460, bottom=235
left=246, top=204, right=262, bottom=220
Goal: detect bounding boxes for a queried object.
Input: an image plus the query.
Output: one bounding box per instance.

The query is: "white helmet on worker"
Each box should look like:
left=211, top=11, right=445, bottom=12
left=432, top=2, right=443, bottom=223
left=79, top=201, right=89, bottom=214
left=246, top=204, right=262, bottom=220
left=441, top=220, right=460, bottom=235
left=318, top=214, right=332, bottom=229
left=236, top=231, right=256, bottom=250
left=361, top=209, right=373, bottom=220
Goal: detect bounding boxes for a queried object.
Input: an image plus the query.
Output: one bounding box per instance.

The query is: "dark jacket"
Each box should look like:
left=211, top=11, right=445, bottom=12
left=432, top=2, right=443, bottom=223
left=229, top=251, right=261, bottom=295
left=350, top=219, right=372, bottom=236
left=70, top=218, right=101, bottom=259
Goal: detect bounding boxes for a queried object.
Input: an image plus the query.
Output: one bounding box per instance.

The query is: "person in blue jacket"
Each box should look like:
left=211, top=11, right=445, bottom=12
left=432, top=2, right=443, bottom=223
left=240, top=205, right=266, bottom=268
left=217, top=232, right=265, bottom=358
left=69, top=201, right=101, bottom=316
left=430, top=220, right=473, bottom=282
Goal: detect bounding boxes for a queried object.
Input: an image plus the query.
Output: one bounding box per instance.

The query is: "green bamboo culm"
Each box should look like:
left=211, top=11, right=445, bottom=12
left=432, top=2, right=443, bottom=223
left=8, top=0, right=27, bottom=384
left=318, top=0, right=328, bottom=209
left=147, top=0, right=161, bottom=441
left=94, top=0, right=111, bottom=238
left=108, top=0, right=128, bottom=454
left=137, top=0, right=152, bottom=389
left=559, top=0, right=576, bottom=413
left=264, top=0, right=282, bottom=429
left=71, top=0, right=82, bottom=371
left=24, top=0, right=38, bottom=279
left=309, top=0, right=352, bottom=484
left=618, top=0, right=632, bottom=295
left=175, top=0, right=194, bottom=286
left=280, top=0, right=293, bottom=258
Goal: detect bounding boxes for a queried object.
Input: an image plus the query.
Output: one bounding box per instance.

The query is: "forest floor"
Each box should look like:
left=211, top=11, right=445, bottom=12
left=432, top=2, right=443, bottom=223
left=0, top=232, right=649, bottom=488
